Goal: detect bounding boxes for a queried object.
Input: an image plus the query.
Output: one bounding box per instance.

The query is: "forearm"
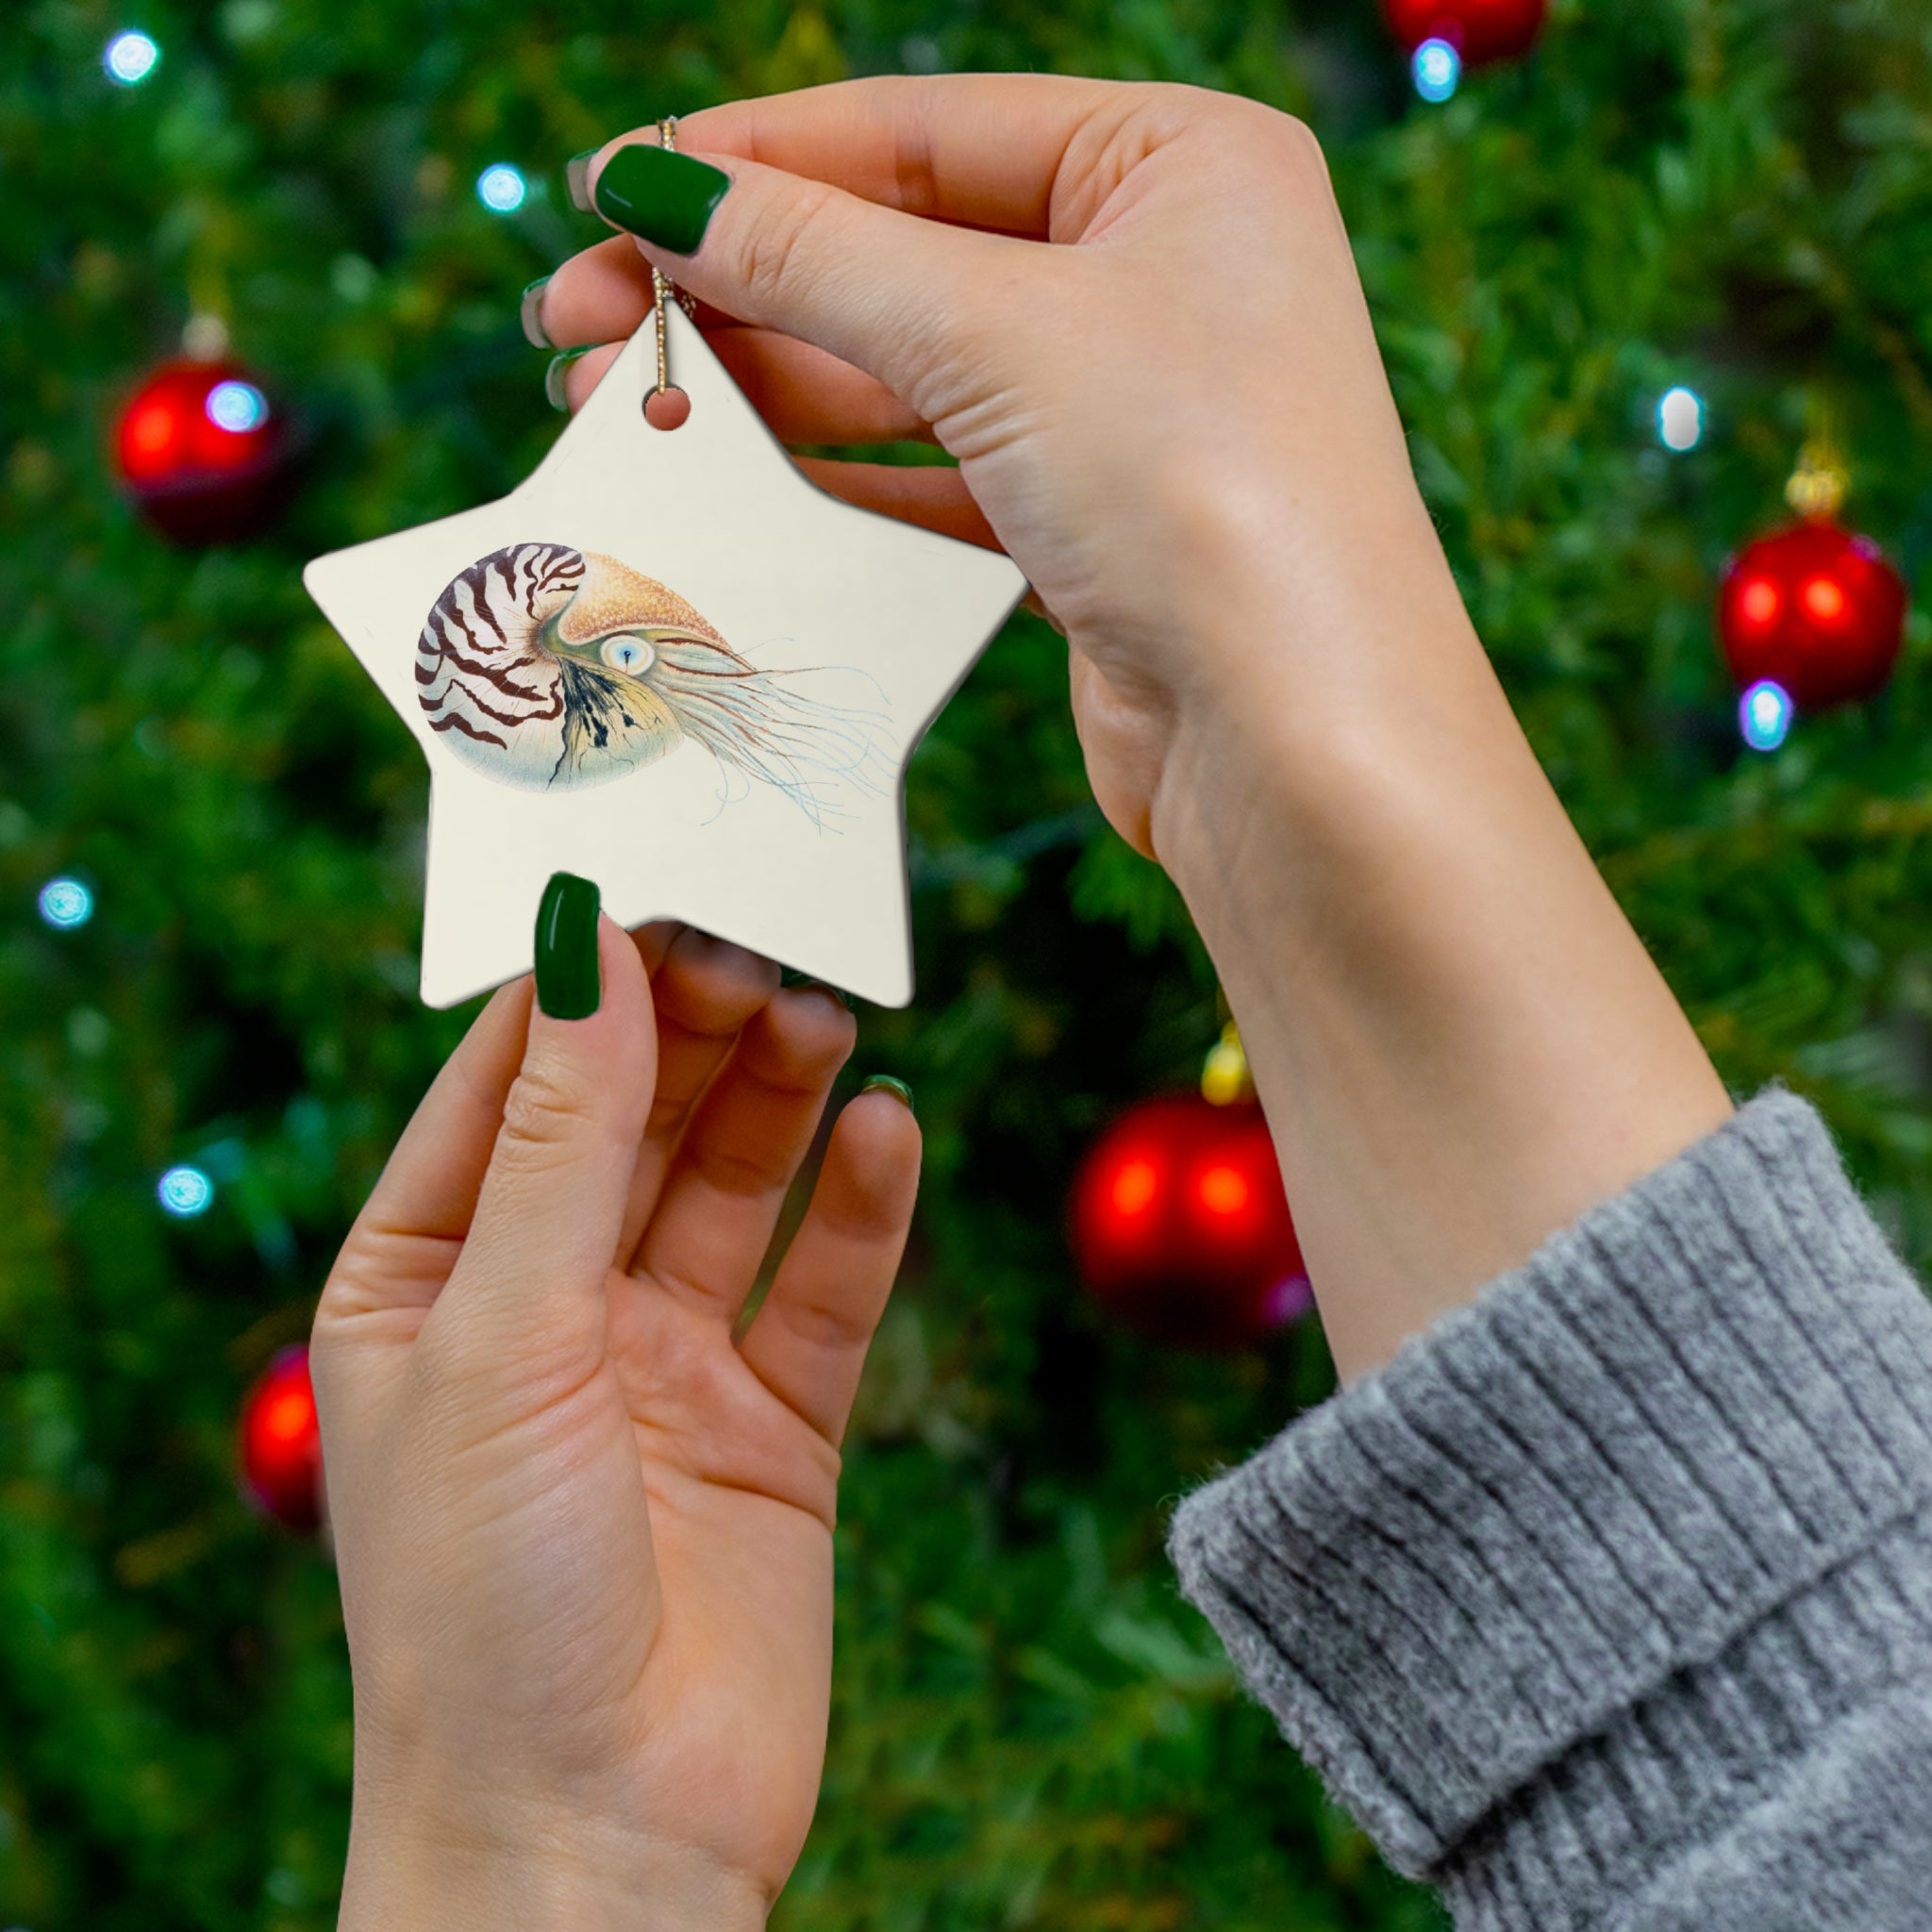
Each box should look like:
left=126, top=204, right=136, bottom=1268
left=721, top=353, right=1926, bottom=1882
left=1148, top=496, right=1732, bottom=1381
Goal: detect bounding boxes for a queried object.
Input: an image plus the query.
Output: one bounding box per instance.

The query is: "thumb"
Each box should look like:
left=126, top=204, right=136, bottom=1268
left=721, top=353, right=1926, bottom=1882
left=585, top=136, right=1021, bottom=423
left=430, top=874, right=656, bottom=1382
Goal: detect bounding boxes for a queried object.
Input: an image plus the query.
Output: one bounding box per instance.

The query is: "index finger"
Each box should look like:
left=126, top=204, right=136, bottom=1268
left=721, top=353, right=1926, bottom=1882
left=668, top=73, right=1135, bottom=238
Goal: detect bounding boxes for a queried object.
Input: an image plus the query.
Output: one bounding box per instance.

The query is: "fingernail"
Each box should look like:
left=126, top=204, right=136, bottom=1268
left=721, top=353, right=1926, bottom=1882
left=861, top=1074, right=913, bottom=1114
left=565, top=149, right=598, bottom=213
left=799, top=978, right=851, bottom=1009
left=544, top=346, right=592, bottom=411
left=592, top=142, right=731, bottom=256
left=520, top=275, right=553, bottom=349
left=535, top=872, right=601, bottom=1019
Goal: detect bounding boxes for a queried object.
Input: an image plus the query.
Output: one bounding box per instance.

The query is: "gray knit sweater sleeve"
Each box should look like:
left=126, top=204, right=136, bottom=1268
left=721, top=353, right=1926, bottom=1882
left=1166, top=1087, right=1932, bottom=1931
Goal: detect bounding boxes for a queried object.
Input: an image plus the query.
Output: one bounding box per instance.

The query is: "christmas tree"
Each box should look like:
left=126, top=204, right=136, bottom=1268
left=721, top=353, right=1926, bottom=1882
left=4, top=1, right=1929, bottom=1927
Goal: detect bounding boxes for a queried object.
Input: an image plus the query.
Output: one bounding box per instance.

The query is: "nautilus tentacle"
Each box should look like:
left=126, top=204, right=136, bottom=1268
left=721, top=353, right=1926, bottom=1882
left=415, top=542, right=889, bottom=820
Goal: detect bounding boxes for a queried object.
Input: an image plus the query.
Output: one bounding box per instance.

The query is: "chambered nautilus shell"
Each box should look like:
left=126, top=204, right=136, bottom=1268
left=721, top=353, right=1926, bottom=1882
left=416, top=542, right=884, bottom=820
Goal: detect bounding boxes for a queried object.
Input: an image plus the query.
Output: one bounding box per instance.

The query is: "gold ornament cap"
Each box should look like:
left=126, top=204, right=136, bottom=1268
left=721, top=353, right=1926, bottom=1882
left=1201, top=1021, right=1255, bottom=1106
left=1785, top=438, right=1848, bottom=522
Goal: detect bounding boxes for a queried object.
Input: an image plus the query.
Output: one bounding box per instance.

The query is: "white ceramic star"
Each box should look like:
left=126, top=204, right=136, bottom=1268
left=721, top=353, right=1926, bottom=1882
left=304, top=307, right=1026, bottom=1008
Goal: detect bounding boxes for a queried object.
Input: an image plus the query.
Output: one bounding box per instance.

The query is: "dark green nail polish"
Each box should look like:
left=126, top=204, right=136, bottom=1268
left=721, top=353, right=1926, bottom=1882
left=861, top=1074, right=913, bottom=1114
left=565, top=149, right=597, bottom=213
left=520, top=275, right=553, bottom=350
left=535, top=872, right=601, bottom=1019
left=544, top=346, right=592, bottom=411
left=592, top=142, right=730, bottom=256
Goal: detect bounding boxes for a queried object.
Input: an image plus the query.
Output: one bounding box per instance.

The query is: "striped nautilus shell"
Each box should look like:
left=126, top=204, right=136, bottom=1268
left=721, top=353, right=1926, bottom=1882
left=416, top=542, right=884, bottom=819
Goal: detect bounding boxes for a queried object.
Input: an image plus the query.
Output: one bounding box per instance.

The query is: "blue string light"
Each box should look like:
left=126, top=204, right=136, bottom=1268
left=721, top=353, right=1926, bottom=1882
left=476, top=163, right=527, bottom=213
left=206, top=380, right=269, bottom=433
left=158, top=1165, right=215, bottom=1217
left=1657, top=386, right=1705, bottom=452
left=38, top=878, right=93, bottom=929
left=1413, top=38, right=1461, bottom=103
left=104, top=29, right=159, bottom=85
left=1740, top=679, right=1793, bottom=753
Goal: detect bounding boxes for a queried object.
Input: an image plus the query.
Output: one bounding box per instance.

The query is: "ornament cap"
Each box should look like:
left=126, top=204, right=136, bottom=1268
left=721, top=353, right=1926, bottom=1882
left=181, top=312, right=231, bottom=361
left=1201, top=1021, right=1255, bottom=1106
left=1784, top=440, right=1848, bottom=522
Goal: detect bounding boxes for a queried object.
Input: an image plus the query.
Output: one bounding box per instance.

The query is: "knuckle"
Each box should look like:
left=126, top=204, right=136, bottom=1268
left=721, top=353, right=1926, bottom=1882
left=891, top=121, right=942, bottom=221
left=689, top=1135, right=785, bottom=1199
left=815, top=1190, right=903, bottom=1253
left=776, top=1291, right=875, bottom=1358
left=737, top=177, right=841, bottom=313
left=1273, top=109, right=1333, bottom=184
left=1147, top=79, right=1220, bottom=119
left=495, top=1053, right=602, bottom=1168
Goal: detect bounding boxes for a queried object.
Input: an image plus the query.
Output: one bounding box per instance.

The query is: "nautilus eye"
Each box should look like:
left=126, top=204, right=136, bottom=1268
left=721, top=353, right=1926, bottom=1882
left=601, top=634, right=655, bottom=675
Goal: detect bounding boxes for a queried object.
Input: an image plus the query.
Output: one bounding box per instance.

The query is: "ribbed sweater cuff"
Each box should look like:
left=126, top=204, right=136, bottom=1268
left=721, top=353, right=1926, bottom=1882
left=1166, top=1088, right=1932, bottom=1882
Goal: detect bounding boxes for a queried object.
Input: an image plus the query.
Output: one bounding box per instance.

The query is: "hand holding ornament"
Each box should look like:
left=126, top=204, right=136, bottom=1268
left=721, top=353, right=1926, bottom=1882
left=540, top=75, right=1732, bottom=1381
left=535, top=74, right=1436, bottom=861
left=315, top=899, right=918, bottom=1932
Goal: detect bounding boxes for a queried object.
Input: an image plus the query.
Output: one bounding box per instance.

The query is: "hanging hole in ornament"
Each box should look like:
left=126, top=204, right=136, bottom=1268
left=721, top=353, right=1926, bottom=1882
left=644, top=385, right=691, bottom=432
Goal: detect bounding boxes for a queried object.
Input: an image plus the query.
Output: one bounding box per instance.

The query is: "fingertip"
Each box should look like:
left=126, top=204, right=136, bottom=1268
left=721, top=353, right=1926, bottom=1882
left=594, top=912, right=657, bottom=1043
left=761, top=980, right=858, bottom=1073
left=525, top=906, right=651, bottom=1047
left=839, top=1077, right=924, bottom=1177
left=529, top=234, right=660, bottom=356
left=657, top=926, right=781, bottom=1027
left=859, top=1073, right=913, bottom=1115
left=575, top=135, right=625, bottom=215
left=630, top=919, right=689, bottom=975
left=547, top=341, right=622, bottom=413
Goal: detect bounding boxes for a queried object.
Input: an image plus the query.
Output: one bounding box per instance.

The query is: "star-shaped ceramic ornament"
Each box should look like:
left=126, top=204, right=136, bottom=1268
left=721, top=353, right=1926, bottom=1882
left=304, top=305, right=1027, bottom=1008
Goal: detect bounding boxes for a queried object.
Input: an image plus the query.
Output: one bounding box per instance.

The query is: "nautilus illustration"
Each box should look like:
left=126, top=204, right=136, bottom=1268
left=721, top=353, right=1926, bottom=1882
left=416, top=542, right=887, bottom=823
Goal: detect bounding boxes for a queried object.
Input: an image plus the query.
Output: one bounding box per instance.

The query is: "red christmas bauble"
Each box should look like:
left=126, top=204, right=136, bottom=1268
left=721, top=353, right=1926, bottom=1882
left=239, top=1343, right=325, bottom=1534
left=1718, top=520, right=1907, bottom=711
left=113, top=358, right=295, bottom=544
left=1383, top=0, right=1547, bottom=64
left=1069, top=1093, right=1310, bottom=1351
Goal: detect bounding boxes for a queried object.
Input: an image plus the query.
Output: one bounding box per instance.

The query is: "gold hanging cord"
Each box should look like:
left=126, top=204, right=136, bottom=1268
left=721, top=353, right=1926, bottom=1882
left=650, top=116, right=700, bottom=406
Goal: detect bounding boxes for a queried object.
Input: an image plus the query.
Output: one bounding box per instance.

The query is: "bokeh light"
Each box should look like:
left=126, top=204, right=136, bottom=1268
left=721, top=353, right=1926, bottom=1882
left=1109, top=1158, right=1158, bottom=1218
left=1802, top=575, right=1846, bottom=623
left=1738, top=577, right=1780, bottom=629
left=1413, top=38, right=1461, bottom=102
left=1264, top=1272, right=1315, bottom=1326
left=205, top=379, right=269, bottom=433
left=37, top=878, right=93, bottom=929
left=158, top=1165, right=215, bottom=1217
left=1740, top=679, right=1793, bottom=753
left=476, top=163, right=527, bottom=212
left=104, top=29, right=159, bottom=85
left=1657, top=386, right=1704, bottom=452
left=1196, top=1163, right=1251, bottom=1218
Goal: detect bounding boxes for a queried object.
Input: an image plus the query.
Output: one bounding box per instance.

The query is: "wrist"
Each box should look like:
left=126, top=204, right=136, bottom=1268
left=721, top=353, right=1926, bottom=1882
left=340, top=1793, right=768, bottom=1932
left=1145, top=471, right=1497, bottom=914
left=1141, top=491, right=1730, bottom=1380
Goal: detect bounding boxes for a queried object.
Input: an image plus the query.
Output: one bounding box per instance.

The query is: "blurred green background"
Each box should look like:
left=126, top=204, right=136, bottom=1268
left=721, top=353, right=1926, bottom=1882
left=6, top=0, right=1932, bottom=1926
